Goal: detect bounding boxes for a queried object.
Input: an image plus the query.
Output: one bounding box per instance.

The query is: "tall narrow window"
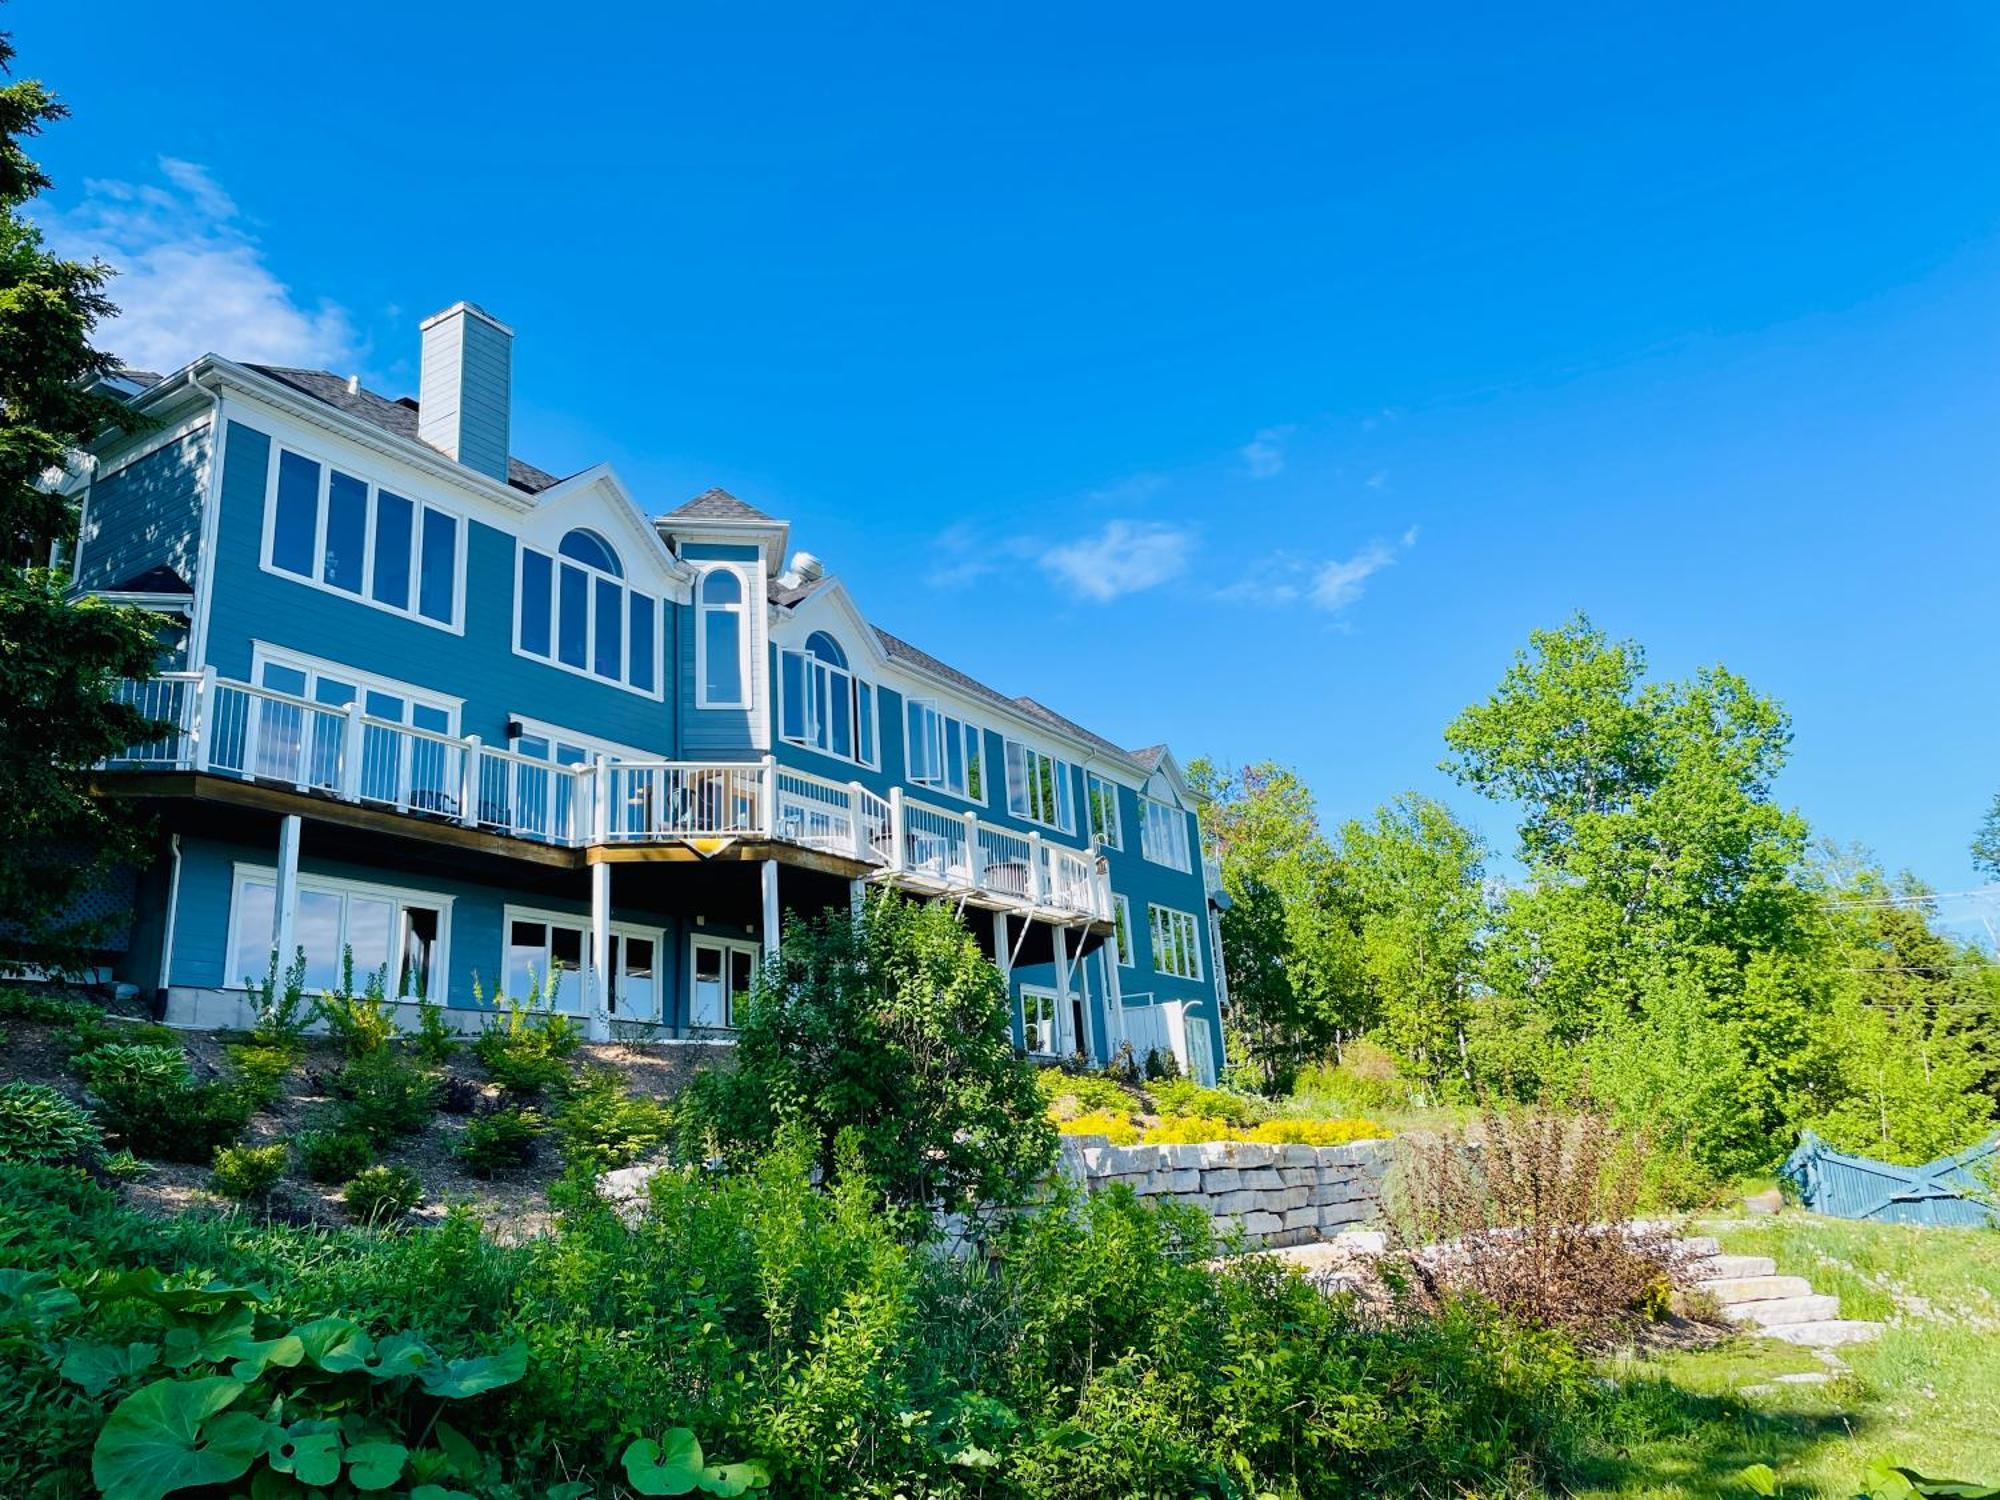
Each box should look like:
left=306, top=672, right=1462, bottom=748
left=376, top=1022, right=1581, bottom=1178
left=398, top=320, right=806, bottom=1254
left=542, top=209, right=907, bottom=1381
left=270, top=451, right=320, bottom=578
left=1086, top=773, right=1123, bottom=850
left=323, top=471, right=368, bottom=593
left=370, top=490, right=414, bottom=609
left=519, top=548, right=552, bottom=657
left=698, top=568, right=746, bottom=707
left=593, top=576, right=623, bottom=679
left=417, top=508, right=458, bottom=624
left=557, top=564, right=589, bottom=669
left=628, top=593, right=656, bottom=693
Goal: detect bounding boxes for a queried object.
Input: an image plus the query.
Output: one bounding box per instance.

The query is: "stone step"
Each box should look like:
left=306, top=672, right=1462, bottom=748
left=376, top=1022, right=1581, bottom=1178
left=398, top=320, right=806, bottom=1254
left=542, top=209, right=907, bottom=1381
left=1720, top=1294, right=1842, bottom=1327
left=1697, top=1274, right=1814, bottom=1304
left=1687, top=1254, right=1776, bottom=1281
left=1763, top=1320, right=1885, bottom=1348
left=1677, top=1235, right=1721, bottom=1259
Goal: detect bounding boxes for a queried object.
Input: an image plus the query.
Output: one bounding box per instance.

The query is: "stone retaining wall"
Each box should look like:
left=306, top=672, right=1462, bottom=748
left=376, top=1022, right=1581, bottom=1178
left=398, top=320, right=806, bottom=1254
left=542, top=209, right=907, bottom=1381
left=1057, top=1136, right=1390, bottom=1249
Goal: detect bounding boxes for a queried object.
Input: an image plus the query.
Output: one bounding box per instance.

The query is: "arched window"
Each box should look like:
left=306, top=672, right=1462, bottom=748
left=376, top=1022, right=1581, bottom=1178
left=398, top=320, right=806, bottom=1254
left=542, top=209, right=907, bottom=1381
left=515, top=526, right=657, bottom=695
left=697, top=567, right=747, bottom=708
left=558, top=528, right=623, bottom=577
left=779, top=629, right=876, bottom=766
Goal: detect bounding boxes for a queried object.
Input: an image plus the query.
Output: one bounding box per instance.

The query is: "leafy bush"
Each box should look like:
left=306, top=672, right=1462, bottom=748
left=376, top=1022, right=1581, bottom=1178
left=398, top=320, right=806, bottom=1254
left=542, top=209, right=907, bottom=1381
left=318, top=950, right=399, bottom=1056
left=224, top=1042, right=294, bottom=1110
left=294, top=1129, right=374, bottom=1184
left=455, top=1107, right=543, bottom=1177
left=72, top=1041, right=188, bottom=1094
left=1034, top=1067, right=1137, bottom=1118
left=100, top=1149, right=150, bottom=1181
left=334, top=1050, right=438, bottom=1144
left=412, top=991, right=459, bottom=1064
left=1149, top=1078, right=1266, bottom=1125
left=343, top=1164, right=424, bottom=1223
left=89, top=1062, right=252, bottom=1164
left=1142, top=1045, right=1181, bottom=1081
left=1392, top=1105, right=1674, bottom=1341
left=1291, top=1040, right=1412, bottom=1114
left=1241, top=1116, right=1388, bottom=1146
left=0, top=987, right=99, bottom=1024
left=472, top=999, right=581, bottom=1096
left=245, top=945, right=317, bottom=1049
left=0, top=1083, right=101, bottom=1164
left=553, top=1070, right=667, bottom=1173
left=1055, top=1109, right=1140, bottom=1144
left=209, top=1142, right=287, bottom=1200
left=677, top=893, right=1057, bottom=1214
left=1140, top=1113, right=1238, bottom=1145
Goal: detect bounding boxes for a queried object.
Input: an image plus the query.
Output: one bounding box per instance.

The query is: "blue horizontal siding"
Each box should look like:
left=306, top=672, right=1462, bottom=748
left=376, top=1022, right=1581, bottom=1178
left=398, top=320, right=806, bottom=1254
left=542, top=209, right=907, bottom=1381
left=78, top=424, right=209, bottom=594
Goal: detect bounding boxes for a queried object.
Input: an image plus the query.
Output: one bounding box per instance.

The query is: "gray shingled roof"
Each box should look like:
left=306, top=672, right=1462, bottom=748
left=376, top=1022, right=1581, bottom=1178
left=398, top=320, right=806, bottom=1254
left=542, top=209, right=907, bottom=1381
left=1127, top=745, right=1169, bottom=773
left=247, top=366, right=564, bottom=495
left=768, top=573, right=832, bottom=610
left=664, top=487, right=775, bottom=523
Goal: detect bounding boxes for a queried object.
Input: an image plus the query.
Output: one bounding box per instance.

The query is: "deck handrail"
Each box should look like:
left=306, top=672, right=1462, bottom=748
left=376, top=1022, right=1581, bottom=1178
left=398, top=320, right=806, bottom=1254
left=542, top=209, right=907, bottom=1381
left=102, top=674, right=1113, bottom=921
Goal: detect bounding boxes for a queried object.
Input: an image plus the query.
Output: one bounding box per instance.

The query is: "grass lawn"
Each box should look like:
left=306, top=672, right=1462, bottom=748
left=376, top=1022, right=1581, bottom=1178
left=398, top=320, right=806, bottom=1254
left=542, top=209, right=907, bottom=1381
left=1560, top=1214, right=2000, bottom=1498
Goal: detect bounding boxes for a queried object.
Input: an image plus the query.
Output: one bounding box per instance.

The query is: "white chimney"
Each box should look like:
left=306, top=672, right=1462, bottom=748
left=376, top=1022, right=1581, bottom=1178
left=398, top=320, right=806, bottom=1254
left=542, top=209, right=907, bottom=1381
left=417, top=302, right=513, bottom=481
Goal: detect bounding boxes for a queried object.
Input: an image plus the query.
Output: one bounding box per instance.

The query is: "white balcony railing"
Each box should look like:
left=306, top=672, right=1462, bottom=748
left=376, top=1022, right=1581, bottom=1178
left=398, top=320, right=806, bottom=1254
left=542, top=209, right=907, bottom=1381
left=105, top=672, right=1114, bottom=922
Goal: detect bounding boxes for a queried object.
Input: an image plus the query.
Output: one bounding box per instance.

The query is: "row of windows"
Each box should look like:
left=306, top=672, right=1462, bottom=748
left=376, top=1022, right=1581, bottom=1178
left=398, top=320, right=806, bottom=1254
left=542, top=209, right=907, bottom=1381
left=264, top=448, right=461, bottom=629
left=1110, top=896, right=1205, bottom=981
left=515, top=529, right=661, bottom=697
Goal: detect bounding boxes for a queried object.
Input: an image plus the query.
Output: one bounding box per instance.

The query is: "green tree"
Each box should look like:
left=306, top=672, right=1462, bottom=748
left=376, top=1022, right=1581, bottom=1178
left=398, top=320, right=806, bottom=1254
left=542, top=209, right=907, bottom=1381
left=1338, top=793, right=1486, bottom=1100
left=0, top=30, right=158, bottom=969
left=677, top=893, right=1057, bottom=1218
left=1188, top=757, right=1364, bottom=1090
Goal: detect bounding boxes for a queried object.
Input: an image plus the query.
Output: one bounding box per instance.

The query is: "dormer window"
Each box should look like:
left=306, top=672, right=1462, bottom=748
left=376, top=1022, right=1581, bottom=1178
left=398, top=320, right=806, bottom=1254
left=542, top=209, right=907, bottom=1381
left=779, top=630, right=877, bottom=766
left=515, top=527, right=659, bottom=696
left=695, top=566, right=748, bottom=708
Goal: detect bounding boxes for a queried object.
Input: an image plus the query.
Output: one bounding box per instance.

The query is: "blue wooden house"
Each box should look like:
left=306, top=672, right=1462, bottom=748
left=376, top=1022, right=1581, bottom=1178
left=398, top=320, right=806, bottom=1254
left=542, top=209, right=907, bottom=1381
left=70, top=302, right=1229, bottom=1081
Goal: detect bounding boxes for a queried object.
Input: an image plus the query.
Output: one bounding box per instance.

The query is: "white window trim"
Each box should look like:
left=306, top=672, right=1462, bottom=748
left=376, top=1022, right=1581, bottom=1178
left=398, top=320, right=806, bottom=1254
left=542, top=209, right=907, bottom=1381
left=779, top=646, right=879, bottom=769
left=1112, top=894, right=1134, bottom=967
left=1140, top=796, right=1193, bottom=873
left=1148, top=902, right=1205, bottom=982
left=1003, top=737, right=1077, bottom=834
left=250, top=642, right=463, bottom=733
left=902, top=699, right=986, bottom=806
left=505, top=713, right=655, bottom=765
left=224, top=862, right=454, bottom=998
left=688, top=933, right=761, bottom=1030
left=1086, top=772, right=1124, bottom=851
left=510, top=541, right=665, bottom=702
left=694, top=564, right=752, bottom=710
left=1019, top=983, right=1062, bottom=1058
left=501, top=903, right=665, bottom=1016
left=257, top=441, right=468, bottom=634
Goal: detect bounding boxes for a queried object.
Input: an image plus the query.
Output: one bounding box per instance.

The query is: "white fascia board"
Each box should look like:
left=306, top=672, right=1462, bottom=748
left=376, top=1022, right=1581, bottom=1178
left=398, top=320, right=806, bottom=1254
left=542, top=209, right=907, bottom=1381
left=659, top=514, right=791, bottom=572
left=770, top=575, right=891, bottom=673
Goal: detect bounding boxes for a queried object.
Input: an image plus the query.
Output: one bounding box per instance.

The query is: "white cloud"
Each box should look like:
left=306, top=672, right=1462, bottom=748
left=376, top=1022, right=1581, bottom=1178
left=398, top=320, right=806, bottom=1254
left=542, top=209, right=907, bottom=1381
left=1040, top=520, right=1195, bottom=602
left=1218, top=527, right=1418, bottom=614
left=1241, top=425, right=1292, bottom=479
left=39, top=157, right=358, bottom=374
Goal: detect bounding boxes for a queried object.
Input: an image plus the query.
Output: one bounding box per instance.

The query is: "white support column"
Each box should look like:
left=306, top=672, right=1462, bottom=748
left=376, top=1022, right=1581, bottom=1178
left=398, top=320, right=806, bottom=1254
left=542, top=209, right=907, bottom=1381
left=339, top=701, right=364, bottom=801
left=761, top=858, right=782, bottom=959
left=1027, top=831, right=1046, bottom=906
left=587, top=859, right=612, bottom=1041
left=191, top=666, right=217, bottom=772
left=1051, top=923, right=1074, bottom=1058
left=592, top=755, right=612, bottom=845
left=992, top=909, right=1011, bottom=988
left=963, top=809, right=982, bottom=891
left=849, top=878, right=866, bottom=920
left=1076, top=931, right=1097, bottom=1066
left=459, top=735, right=482, bottom=828
left=760, top=753, right=778, bottom=839
left=271, top=813, right=301, bottom=968
left=887, top=787, right=906, bottom=873
left=847, top=781, right=869, bottom=862
left=1102, top=943, right=1128, bottom=1062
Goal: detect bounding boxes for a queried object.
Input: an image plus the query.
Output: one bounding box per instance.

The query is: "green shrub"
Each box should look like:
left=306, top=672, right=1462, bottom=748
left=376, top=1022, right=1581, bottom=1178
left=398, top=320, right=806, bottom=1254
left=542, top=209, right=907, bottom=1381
left=553, top=1070, right=667, bottom=1173
left=209, top=1142, right=287, bottom=1199
left=1055, top=1109, right=1140, bottom=1144
left=319, top=950, right=400, bottom=1056
left=0, top=1083, right=101, bottom=1164
left=1149, top=1078, right=1266, bottom=1125
left=1142, top=1044, right=1181, bottom=1081
left=100, top=1148, right=150, bottom=1181
left=1035, top=1066, right=1137, bottom=1118
left=336, top=1050, right=438, bottom=1143
left=1291, top=1040, right=1412, bottom=1114
left=472, top=1001, right=581, bottom=1096
left=225, top=1042, right=295, bottom=1109
left=456, top=1107, right=543, bottom=1176
left=344, top=1163, right=424, bottom=1223
left=412, top=991, right=459, bottom=1063
left=71, top=1041, right=188, bottom=1094
left=294, top=1128, right=375, bottom=1184
left=678, top=893, right=1056, bottom=1214
left=0, top=987, right=100, bottom=1024
left=246, top=945, right=318, bottom=1049
left=90, top=1068, right=252, bottom=1164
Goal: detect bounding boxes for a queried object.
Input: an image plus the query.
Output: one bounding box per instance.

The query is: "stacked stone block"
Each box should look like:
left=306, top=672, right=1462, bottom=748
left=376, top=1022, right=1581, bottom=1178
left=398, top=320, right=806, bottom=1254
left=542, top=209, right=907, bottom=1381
left=1057, top=1137, right=1390, bottom=1249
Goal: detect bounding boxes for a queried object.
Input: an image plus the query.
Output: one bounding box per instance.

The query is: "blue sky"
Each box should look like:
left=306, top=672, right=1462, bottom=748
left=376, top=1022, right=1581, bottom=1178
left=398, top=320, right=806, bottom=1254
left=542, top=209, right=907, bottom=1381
left=20, top=3, right=2000, bottom=898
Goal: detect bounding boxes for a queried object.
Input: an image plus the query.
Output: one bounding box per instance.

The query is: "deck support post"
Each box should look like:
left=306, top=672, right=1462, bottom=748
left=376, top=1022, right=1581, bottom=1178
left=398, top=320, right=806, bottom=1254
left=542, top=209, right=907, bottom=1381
left=1101, top=943, right=1127, bottom=1064
left=271, top=813, right=301, bottom=973
left=761, top=858, right=781, bottom=960
left=588, top=859, right=612, bottom=1042
left=1052, top=923, right=1074, bottom=1059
